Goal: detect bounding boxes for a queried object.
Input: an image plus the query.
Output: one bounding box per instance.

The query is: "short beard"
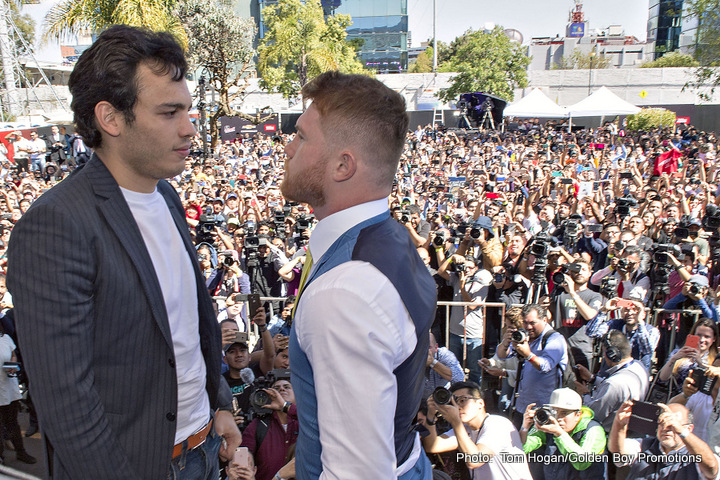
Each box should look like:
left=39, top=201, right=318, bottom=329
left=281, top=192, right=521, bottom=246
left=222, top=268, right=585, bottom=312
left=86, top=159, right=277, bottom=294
left=280, top=155, right=327, bottom=208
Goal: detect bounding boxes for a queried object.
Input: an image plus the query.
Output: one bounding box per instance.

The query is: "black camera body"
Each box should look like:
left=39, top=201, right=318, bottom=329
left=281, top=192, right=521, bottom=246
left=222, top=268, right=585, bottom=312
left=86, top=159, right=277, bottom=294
left=600, top=276, right=620, bottom=298
left=432, top=387, right=453, bottom=405
left=615, top=197, right=637, bottom=217
left=511, top=329, right=528, bottom=343
left=400, top=209, right=411, bottom=224
left=249, top=368, right=291, bottom=417
left=534, top=407, right=557, bottom=425
left=218, top=252, right=235, bottom=267
left=652, top=243, right=681, bottom=264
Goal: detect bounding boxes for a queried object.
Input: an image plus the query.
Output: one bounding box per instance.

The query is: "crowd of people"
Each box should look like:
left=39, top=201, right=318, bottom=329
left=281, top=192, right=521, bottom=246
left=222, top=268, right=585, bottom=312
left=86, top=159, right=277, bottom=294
left=2, top=115, right=720, bottom=479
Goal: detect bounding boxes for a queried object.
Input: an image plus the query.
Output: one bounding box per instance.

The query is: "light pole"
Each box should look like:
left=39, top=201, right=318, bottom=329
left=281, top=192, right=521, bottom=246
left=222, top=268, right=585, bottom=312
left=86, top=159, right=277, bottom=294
left=588, top=51, right=595, bottom=95
left=198, top=75, right=208, bottom=159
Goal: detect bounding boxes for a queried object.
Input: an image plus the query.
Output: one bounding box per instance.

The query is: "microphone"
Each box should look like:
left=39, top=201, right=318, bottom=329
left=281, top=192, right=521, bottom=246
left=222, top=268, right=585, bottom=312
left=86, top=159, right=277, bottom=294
left=240, top=367, right=255, bottom=385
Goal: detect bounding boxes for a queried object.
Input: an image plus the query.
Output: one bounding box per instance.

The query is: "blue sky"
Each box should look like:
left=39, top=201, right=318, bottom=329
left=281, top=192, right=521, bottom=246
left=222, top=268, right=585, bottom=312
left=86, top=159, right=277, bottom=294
left=407, top=0, right=650, bottom=47
left=22, top=0, right=651, bottom=62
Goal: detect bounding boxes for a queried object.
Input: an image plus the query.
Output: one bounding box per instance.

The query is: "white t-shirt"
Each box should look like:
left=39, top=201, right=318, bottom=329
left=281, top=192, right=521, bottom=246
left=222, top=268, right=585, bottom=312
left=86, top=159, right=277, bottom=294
left=445, top=414, right=532, bottom=480
left=121, top=187, right=210, bottom=444
left=0, top=334, right=21, bottom=406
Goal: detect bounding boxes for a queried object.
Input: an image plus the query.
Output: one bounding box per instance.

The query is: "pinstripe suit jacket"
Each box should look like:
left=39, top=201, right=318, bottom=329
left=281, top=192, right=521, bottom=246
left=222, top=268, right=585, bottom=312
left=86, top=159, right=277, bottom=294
left=6, top=154, right=226, bottom=479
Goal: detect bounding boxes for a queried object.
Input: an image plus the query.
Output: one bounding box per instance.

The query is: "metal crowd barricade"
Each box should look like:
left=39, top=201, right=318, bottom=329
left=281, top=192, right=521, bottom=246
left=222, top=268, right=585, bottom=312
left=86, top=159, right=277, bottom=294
left=437, top=301, right=507, bottom=376
left=213, top=296, right=508, bottom=372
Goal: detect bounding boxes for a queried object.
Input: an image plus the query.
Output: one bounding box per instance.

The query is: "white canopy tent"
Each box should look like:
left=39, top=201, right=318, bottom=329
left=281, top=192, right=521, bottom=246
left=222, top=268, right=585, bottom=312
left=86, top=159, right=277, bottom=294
left=503, top=88, right=568, bottom=118
left=566, top=86, right=641, bottom=117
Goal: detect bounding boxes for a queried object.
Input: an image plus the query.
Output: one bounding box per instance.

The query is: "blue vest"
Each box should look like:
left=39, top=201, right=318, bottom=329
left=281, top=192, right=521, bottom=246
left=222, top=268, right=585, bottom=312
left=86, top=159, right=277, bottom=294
left=289, top=212, right=436, bottom=479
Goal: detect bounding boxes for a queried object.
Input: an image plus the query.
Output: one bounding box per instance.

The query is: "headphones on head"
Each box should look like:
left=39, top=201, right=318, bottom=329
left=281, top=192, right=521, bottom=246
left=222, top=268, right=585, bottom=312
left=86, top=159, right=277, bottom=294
left=603, top=334, right=622, bottom=363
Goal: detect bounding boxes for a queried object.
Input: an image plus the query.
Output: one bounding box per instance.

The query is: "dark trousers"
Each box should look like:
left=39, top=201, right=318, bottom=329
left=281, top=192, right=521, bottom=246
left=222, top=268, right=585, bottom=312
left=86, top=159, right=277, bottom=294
left=0, top=400, right=26, bottom=457
left=14, top=158, right=29, bottom=173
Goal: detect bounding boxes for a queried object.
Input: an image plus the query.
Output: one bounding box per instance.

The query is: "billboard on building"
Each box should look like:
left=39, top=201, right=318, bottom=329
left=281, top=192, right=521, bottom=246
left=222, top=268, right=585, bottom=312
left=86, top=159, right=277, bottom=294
left=569, top=23, right=585, bottom=37
left=219, top=115, right=280, bottom=141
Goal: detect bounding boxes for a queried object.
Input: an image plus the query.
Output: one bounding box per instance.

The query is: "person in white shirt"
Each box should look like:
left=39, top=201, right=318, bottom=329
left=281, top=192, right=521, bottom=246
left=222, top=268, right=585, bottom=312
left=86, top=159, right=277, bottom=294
left=423, top=381, right=532, bottom=479
left=283, top=71, right=436, bottom=479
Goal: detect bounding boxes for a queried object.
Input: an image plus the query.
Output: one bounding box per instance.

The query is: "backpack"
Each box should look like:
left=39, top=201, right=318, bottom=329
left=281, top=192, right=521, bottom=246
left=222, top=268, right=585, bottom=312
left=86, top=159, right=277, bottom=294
left=540, top=329, right=577, bottom=391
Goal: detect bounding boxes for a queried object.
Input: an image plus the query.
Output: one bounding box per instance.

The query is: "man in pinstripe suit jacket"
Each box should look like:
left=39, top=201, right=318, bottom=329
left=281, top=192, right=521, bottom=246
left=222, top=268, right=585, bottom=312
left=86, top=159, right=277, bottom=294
left=6, top=26, right=240, bottom=479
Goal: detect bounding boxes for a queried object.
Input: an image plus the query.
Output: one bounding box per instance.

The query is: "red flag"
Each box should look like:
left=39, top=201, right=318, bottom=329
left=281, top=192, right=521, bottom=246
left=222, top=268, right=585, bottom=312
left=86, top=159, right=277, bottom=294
left=653, top=148, right=681, bottom=176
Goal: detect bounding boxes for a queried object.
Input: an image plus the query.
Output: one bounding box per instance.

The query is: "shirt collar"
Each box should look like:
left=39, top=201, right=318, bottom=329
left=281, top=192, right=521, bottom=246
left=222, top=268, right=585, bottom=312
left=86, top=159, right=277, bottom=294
left=308, top=198, right=388, bottom=263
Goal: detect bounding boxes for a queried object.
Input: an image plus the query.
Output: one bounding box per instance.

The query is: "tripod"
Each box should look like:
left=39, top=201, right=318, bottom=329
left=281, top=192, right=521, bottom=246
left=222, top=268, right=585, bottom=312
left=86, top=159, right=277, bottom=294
left=480, top=108, right=495, bottom=130
left=525, top=279, right=549, bottom=304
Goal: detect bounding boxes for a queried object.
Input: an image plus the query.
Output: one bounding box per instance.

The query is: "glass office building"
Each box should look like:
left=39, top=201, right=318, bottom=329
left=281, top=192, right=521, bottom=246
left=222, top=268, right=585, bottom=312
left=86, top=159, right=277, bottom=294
left=325, top=0, right=408, bottom=73
left=257, top=0, right=408, bottom=73
left=647, top=0, right=685, bottom=58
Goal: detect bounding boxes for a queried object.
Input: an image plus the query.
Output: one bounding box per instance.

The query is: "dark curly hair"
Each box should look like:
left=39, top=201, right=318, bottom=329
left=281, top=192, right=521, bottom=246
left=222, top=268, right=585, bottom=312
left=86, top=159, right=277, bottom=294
left=68, top=25, right=187, bottom=149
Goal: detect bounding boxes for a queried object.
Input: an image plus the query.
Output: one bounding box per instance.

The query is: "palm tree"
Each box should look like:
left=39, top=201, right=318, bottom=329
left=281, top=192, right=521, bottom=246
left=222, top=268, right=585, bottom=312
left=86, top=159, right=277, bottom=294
left=42, top=0, right=186, bottom=45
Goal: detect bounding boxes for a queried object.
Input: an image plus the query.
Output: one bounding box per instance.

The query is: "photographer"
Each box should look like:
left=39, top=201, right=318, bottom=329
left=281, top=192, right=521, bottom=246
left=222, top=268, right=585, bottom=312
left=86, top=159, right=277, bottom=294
left=240, top=377, right=298, bottom=480
left=549, top=259, right=603, bottom=365
left=252, top=236, right=288, bottom=313
left=438, top=254, right=490, bottom=384
left=663, top=274, right=720, bottom=323
left=585, top=298, right=660, bottom=371
left=422, top=381, right=532, bottom=479
left=574, top=331, right=649, bottom=432
left=610, top=401, right=719, bottom=480
left=402, top=204, right=431, bottom=247
left=521, top=388, right=607, bottom=480
left=590, top=246, right=650, bottom=303
left=496, top=304, right=568, bottom=428
left=197, top=245, right=250, bottom=300
left=424, top=331, right=464, bottom=398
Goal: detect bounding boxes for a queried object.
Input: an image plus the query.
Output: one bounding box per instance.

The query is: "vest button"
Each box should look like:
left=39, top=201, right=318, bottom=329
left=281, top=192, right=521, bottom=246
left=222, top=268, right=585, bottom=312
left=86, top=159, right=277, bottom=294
left=168, top=358, right=175, bottom=368
left=166, top=412, right=176, bottom=422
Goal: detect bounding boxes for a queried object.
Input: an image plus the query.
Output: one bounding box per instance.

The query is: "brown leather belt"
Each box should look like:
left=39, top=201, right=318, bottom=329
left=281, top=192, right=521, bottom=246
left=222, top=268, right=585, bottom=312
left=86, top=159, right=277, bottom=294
left=172, top=418, right=213, bottom=459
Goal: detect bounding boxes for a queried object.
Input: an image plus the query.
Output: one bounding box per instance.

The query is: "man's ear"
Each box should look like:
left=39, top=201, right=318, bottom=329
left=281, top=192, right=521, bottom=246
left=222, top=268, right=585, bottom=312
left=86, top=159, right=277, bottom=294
left=333, top=151, right=357, bottom=182
left=94, top=101, right=123, bottom=138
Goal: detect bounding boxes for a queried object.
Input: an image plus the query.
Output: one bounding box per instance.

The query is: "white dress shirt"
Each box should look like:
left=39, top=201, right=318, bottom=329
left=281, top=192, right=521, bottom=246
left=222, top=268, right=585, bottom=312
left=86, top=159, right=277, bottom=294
left=295, top=198, right=422, bottom=479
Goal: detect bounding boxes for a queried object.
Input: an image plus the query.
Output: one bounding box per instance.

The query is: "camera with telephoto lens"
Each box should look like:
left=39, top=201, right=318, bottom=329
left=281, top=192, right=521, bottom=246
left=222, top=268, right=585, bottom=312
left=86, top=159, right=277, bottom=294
left=552, top=262, right=582, bottom=285
left=688, top=282, right=704, bottom=296
left=218, top=252, right=235, bottom=267
left=534, top=407, right=557, bottom=425
left=432, top=387, right=453, bottom=405
left=511, top=329, right=528, bottom=343
left=249, top=369, right=291, bottom=418
left=457, top=223, right=482, bottom=239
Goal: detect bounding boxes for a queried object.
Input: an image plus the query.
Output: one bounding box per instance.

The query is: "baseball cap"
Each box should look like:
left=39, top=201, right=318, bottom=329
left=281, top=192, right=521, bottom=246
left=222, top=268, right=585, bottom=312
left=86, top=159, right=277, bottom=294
left=223, top=341, right=248, bottom=354
left=689, top=274, right=709, bottom=288
left=545, top=388, right=582, bottom=411
left=473, top=216, right=495, bottom=237
left=227, top=193, right=238, bottom=199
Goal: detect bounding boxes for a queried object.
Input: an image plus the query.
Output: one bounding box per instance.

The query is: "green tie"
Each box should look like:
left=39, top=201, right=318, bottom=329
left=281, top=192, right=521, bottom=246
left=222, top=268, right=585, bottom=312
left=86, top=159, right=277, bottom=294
left=291, top=248, right=313, bottom=319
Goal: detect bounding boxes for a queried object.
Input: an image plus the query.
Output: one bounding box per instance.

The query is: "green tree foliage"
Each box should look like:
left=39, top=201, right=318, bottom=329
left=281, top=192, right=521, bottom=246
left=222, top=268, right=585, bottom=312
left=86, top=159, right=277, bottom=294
left=640, top=51, right=700, bottom=68
left=552, top=49, right=612, bottom=69
left=258, top=0, right=364, bottom=100
left=176, top=0, right=256, bottom=149
left=42, top=0, right=185, bottom=45
left=409, top=46, right=433, bottom=73
left=437, top=27, right=529, bottom=103
left=7, top=1, right=35, bottom=56
left=685, top=0, right=720, bottom=100
left=626, top=108, right=677, bottom=130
